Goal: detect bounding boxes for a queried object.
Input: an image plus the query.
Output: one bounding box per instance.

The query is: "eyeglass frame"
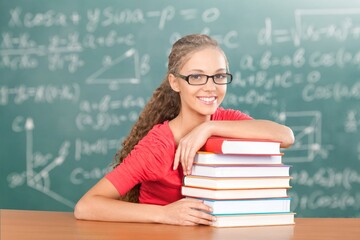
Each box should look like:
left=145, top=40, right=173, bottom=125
left=174, top=73, right=233, bottom=86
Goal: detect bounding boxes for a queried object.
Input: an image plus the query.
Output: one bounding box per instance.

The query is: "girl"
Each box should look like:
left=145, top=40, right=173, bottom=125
left=74, top=34, right=294, bottom=226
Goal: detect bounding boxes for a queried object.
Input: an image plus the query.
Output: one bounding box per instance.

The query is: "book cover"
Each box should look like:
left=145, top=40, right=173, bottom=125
left=211, top=213, right=295, bottom=228
left=191, top=164, right=291, bottom=178
left=183, top=175, right=292, bottom=190
left=200, top=198, right=291, bottom=215
left=194, top=151, right=283, bottom=165
left=201, top=137, right=281, bottom=155
left=182, top=186, right=289, bottom=199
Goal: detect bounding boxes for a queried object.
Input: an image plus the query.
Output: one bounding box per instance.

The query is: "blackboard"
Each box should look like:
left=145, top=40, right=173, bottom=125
left=1, top=0, right=359, bottom=217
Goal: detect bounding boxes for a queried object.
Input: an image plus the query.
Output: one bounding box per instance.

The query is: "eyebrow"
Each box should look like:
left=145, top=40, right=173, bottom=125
left=188, top=68, right=227, bottom=73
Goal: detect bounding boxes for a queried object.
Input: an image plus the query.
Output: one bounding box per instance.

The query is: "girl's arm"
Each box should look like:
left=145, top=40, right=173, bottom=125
left=173, top=120, right=294, bottom=175
left=74, top=177, right=214, bottom=225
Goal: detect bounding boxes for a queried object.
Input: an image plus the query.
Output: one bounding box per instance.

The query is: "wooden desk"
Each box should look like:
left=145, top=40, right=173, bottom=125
left=1, top=209, right=359, bottom=240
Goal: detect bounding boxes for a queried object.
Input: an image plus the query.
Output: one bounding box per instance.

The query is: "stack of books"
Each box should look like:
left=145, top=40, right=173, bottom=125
left=182, top=136, right=295, bottom=228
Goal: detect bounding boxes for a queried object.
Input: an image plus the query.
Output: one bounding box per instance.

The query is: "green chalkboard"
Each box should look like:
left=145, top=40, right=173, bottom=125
left=1, top=0, right=359, bottom=217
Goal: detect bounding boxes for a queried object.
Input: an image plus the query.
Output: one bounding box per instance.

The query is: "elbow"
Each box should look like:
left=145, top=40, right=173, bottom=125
left=74, top=198, right=90, bottom=220
left=280, top=126, right=295, bottom=149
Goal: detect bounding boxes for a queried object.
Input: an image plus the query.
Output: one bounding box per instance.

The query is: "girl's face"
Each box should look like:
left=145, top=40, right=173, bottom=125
left=170, top=47, right=228, bottom=118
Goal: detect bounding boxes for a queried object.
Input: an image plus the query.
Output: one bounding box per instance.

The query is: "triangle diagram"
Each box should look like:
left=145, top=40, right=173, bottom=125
left=86, top=48, right=140, bottom=86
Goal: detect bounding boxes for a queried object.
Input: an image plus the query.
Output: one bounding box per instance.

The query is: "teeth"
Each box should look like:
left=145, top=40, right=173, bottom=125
left=198, top=97, right=216, bottom=102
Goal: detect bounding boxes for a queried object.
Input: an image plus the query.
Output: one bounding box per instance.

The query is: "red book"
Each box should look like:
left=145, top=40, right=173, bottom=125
left=201, top=137, right=281, bottom=155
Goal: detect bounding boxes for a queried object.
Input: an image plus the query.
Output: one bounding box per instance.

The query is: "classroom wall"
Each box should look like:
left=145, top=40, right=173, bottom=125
left=1, top=0, right=359, bottom=217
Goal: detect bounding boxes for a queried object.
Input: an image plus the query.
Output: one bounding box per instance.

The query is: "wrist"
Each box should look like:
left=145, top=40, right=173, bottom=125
left=152, top=205, right=166, bottom=224
left=204, top=121, right=216, bottom=137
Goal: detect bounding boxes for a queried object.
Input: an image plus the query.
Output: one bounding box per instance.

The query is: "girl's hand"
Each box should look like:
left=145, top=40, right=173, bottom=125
left=173, top=123, right=212, bottom=175
left=160, top=198, right=215, bottom=226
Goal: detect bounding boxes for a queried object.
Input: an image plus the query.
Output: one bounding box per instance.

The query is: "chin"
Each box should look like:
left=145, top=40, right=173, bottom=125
left=199, top=106, right=218, bottom=116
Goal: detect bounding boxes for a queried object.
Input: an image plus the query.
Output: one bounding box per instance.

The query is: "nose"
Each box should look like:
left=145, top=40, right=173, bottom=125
left=203, top=76, right=217, bottom=90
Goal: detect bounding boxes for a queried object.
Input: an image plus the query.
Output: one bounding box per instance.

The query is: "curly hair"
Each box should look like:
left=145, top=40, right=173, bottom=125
left=113, top=34, right=224, bottom=203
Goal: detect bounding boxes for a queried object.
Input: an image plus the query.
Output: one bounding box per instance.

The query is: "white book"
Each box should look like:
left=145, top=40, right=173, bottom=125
left=184, top=175, right=291, bottom=189
left=191, top=164, right=291, bottom=178
left=211, top=213, right=295, bottom=228
left=209, top=224, right=294, bottom=239
left=182, top=186, right=289, bottom=199
left=194, top=151, right=282, bottom=165
left=199, top=198, right=291, bottom=215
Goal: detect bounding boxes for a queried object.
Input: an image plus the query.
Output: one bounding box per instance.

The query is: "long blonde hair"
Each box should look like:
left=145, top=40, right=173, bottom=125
left=113, top=34, right=223, bottom=202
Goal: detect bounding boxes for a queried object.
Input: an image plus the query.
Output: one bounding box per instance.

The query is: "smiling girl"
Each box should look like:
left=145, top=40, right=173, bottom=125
left=74, top=34, right=294, bottom=225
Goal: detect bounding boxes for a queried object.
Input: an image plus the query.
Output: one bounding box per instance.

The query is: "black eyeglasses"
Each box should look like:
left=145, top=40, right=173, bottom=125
left=175, top=73, right=233, bottom=85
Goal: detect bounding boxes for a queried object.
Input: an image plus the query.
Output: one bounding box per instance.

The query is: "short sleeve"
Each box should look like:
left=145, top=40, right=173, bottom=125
left=211, top=107, right=253, bottom=120
left=105, top=123, right=175, bottom=196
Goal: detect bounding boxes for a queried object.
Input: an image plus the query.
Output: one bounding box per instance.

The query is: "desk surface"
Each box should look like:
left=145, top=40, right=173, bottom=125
left=1, top=209, right=359, bottom=240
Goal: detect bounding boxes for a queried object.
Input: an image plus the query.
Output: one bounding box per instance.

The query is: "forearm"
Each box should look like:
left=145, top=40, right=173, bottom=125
left=173, top=119, right=294, bottom=174
left=74, top=194, right=214, bottom=226
left=206, top=120, right=295, bottom=148
left=74, top=195, right=163, bottom=223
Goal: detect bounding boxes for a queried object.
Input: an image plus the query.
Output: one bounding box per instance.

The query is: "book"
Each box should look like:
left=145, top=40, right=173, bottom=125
left=183, top=175, right=292, bottom=189
left=201, top=137, right=281, bottom=155
left=199, top=198, right=291, bottom=215
left=191, top=164, right=291, bottom=178
left=210, top=224, right=294, bottom=239
left=211, top=213, right=295, bottom=228
left=194, top=151, right=283, bottom=165
left=182, top=186, right=289, bottom=199
left=185, top=136, right=295, bottom=228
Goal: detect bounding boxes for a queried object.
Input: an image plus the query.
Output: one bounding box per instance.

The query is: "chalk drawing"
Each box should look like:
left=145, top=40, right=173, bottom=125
left=86, top=48, right=140, bottom=90
left=7, top=118, right=75, bottom=208
left=278, top=111, right=333, bottom=162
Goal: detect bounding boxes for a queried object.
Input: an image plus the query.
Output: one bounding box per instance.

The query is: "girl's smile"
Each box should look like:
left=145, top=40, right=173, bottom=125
left=197, top=96, right=217, bottom=105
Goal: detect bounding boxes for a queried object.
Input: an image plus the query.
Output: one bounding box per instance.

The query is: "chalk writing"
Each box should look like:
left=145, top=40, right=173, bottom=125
left=291, top=190, right=360, bottom=212
left=302, top=81, right=360, bottom=102
left=291, top=168, right=360, bottom=190
left=76, top=111, right=140, bottom=131
left=258, top=9, right=360, bottom=46
left=0, top=84, right=79, bottom=105
left=231, top=70, right=303, bottom=91
left=75, top=138, right=120, bottom=161
left=70, top=166, right=110, bottom=185
left=0, top=31, right=135, bottom=72
left=345, top=110, right=359, bottom=133
left=9, top=7, right=74, bottom=28
left=79, top=95, right=146, bottom=112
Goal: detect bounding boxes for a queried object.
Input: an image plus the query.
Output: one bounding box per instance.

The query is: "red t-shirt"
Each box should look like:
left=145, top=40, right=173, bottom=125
left=105, top=107, right=252, bottom=205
